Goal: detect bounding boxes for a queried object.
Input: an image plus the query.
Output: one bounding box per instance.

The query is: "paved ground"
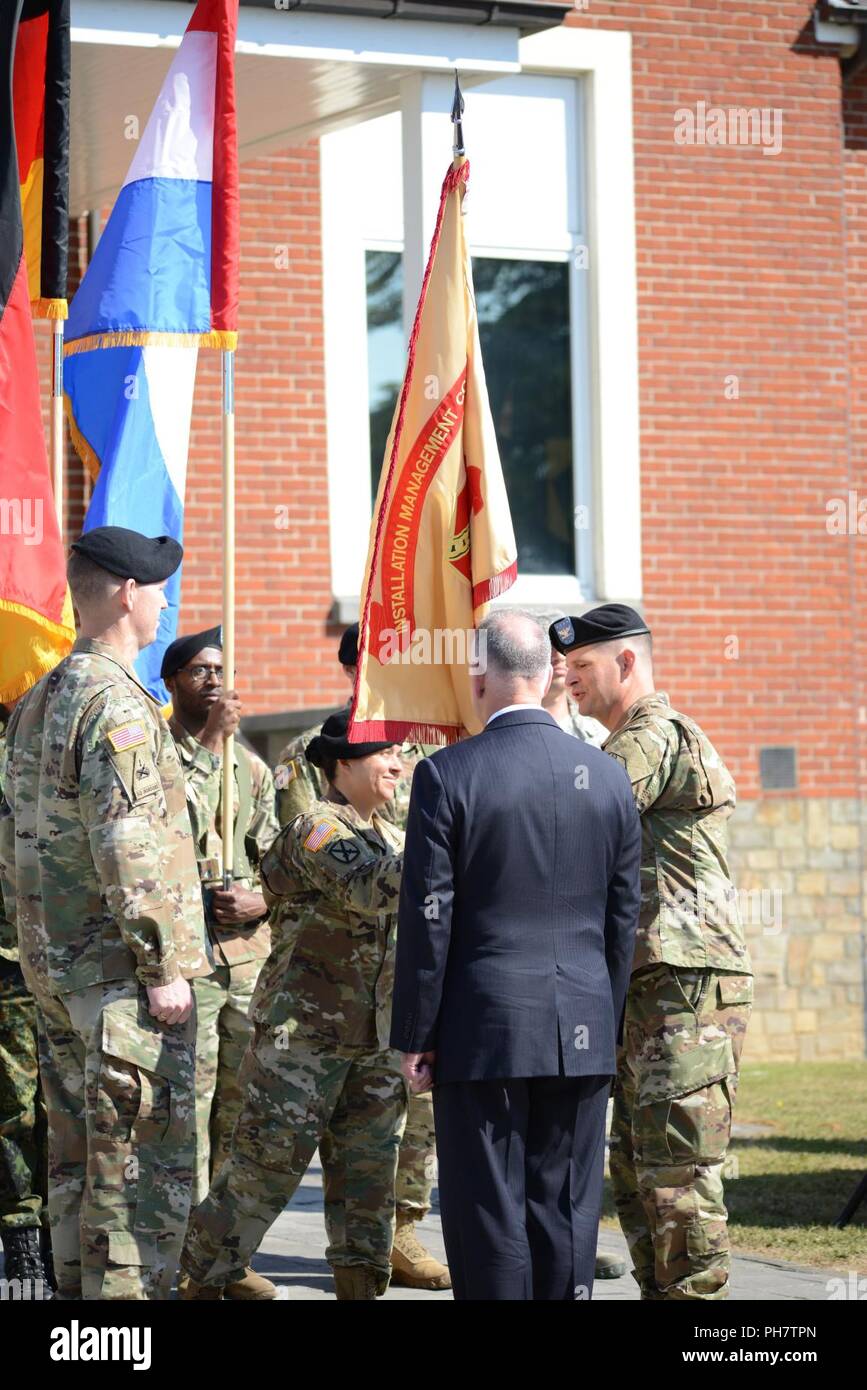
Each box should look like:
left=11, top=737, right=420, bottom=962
left=0, top=1161, right=844, bottom=1300
left=249, top=1157, right=846, bottom=1302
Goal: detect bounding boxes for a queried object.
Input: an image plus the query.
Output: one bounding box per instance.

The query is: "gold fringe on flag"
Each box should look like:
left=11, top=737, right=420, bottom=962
left=33, top=297, right=68, bottom=319
left=63, top=394, right=100, bottom=481
left=64, top=328, right=238, bottom=356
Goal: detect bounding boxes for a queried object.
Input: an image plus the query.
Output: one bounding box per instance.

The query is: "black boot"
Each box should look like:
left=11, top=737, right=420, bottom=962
left=40, top=1226, right=57, bottom=1291
left=0, top=1227, right=52, bottom=1299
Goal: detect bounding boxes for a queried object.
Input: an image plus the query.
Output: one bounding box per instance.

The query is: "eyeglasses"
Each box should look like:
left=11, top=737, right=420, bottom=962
left=182, top=664, right=227, bottom=683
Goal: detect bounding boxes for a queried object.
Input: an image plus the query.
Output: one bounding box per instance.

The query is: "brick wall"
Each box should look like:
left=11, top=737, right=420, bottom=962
left=566, top=0, right=866, bottom=804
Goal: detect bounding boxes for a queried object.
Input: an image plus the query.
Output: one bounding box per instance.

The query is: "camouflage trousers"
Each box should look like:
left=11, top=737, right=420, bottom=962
left=0, top=962, right=47, bottom=1230
left=609, top=963, right=752, bottom=1300
left=182, top=1028, right=408, bottom=1291
left=190, top=966, right=260, bottom=1208
left=36, top=979, right=197, bottom=1300
left=396, top=1089, right=435, bottom=1218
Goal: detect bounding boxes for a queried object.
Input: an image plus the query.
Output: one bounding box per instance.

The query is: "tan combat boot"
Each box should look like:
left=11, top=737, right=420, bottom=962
left=223, top=1266, right=278, bottom=1300
left=389, top=1213, right=451, bottom=1291
left=177, top=1272, right=223, bottom=1300
left=332, top=1265, right=381, bottom=1300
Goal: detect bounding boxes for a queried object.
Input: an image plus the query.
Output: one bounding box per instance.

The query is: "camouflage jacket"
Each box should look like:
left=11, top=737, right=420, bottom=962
left=603, top=692, right=751, bottom=974
left=0, top=639, right=210, bottom=997
left=274, top=718, right=332, bottom=827
left=254, top=790, right=403, bottom=1050
left=275, top=712, right=430, bottom=832
left=170, top=721, right=279, bottom=969
left=555, top=698, right=608, bottom=748
left=386, top=743, right=438, bottom=829
left=0, top=728, right=14, bottom=962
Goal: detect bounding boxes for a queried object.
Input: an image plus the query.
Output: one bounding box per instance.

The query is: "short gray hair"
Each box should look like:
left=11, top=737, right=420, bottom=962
left=477, top=610, right=551, bottom=680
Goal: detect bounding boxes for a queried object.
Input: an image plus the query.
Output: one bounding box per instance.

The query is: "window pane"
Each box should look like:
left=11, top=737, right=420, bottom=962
left=365, top=252, right=575, bottom=576
left=473, top=258, right=574, bottom=575
left=366, top=250, right=403, bottom=498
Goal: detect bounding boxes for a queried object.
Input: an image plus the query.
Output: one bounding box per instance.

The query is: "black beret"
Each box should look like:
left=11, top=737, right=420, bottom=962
left=549, top=604, right=650, bottom=655
left=71, top=526, right=183, bottom=584
left=161, top=626, right=223, bottom=681
left=338, top=622, right=359, bottom=667
left=306, top=708, right=394, bottom=768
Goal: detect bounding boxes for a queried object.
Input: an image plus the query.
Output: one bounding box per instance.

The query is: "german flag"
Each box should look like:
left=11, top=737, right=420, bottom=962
left=12, top=0, right=69, bottom=318
left=0, top=0, right=74, bottom=703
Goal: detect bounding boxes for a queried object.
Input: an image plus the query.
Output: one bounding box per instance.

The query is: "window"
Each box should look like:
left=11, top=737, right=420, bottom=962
left=366, top=252, right=574, bottom=574
left=322, top=42, right=641, bottom=615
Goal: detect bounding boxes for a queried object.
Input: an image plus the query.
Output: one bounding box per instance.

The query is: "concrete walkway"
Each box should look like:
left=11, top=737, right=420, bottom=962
left=1, top=1160, right=845, bottom=1301
left=252, top=1158, right=845, bottom=1302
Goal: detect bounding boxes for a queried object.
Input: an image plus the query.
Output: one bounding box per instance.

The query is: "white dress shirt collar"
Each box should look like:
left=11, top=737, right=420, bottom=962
left=485, top=703, right=545, bottom=727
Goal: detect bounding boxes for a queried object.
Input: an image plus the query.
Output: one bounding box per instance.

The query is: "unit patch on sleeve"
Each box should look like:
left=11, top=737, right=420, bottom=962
left=328, top=839, right=360, bottom=864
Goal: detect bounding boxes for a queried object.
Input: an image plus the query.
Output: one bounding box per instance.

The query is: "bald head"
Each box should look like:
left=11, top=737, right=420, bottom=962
left=471, top=610, right=553, bottom=724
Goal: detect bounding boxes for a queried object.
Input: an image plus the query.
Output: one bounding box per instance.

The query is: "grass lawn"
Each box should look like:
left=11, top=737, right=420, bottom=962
left=601, top=1061, right=867, bottom=1272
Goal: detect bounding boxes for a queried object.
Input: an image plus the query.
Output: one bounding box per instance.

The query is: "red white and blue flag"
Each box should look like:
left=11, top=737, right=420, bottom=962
left=64, top=0, right=239, bottom=701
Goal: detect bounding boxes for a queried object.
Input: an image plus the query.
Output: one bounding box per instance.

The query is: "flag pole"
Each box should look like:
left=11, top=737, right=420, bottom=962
left=51, top=319, right=64, bottom=532
left=221, top=347, right=235, bottom=889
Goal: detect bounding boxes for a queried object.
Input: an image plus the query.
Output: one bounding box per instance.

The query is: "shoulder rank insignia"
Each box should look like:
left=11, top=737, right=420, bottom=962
left=302, top=818, right=339, bottom=852
left=107, top=722, right=147, bottom=753
left=328, top=839, right=360, bottom=864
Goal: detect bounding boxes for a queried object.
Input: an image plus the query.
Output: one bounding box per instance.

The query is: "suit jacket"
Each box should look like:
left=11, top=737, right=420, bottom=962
left=389, top=708, right=641, bottom=1083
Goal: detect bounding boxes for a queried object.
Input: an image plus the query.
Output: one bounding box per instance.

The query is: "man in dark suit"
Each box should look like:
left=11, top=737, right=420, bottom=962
left=390, top=611, right=641, bottom=1301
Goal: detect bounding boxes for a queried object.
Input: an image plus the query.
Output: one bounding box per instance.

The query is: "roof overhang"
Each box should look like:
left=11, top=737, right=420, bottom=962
left=70, top=0, right=571, bottom=214
left=228, top=0, right=571, bottom=36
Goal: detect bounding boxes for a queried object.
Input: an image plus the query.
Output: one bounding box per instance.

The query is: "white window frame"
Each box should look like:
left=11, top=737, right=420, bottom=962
left=321, top=26, right=641, bottom=621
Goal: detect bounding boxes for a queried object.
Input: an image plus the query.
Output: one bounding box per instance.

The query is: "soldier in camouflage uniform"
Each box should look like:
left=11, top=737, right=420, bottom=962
left=552, top=605, right=752, bottom=1301
left=0, top=528, right=211, bottom=1301
left=537, top=614, right=623, bottom=1282
left=274, top=623, right=357, bottom=826
left=162, top=628, right=280, bottom=1300
left=182, top=711, right=408, bottom=1300
left=0, top=704, right=51, bottom=1293
left=274, top=623, right=449, bottom=1290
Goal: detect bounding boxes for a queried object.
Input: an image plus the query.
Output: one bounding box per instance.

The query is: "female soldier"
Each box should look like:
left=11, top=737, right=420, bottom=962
left=181, top=710, right=408, bottom=1300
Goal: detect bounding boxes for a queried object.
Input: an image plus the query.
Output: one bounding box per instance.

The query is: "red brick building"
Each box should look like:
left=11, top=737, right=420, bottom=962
left=51, top=0, right=867, bottom=1058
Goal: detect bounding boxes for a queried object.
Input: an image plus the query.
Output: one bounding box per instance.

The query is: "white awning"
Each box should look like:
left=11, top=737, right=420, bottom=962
left=70, top=0, right=535, bottom=212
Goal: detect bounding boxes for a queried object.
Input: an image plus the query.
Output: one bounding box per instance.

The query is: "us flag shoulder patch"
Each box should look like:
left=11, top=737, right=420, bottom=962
left=302, top=818, right=339, bottom=853
left=107, top=722, right=148, bottom=753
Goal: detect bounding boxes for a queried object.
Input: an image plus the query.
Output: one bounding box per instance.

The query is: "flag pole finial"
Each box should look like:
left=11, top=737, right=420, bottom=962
left=451, top=70, right=465, bottom=157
